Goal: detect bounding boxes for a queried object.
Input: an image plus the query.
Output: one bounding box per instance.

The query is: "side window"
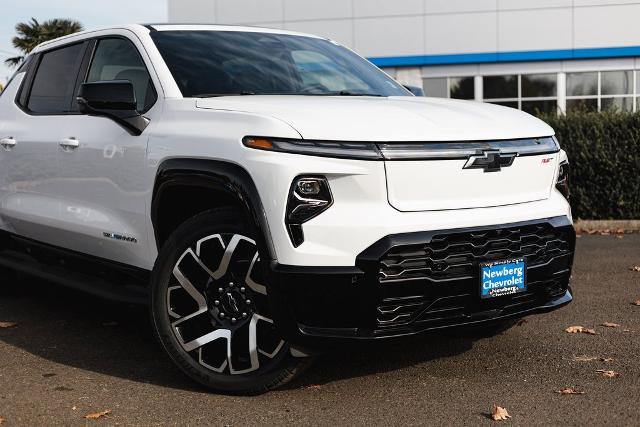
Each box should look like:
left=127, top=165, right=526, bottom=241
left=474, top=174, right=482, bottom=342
left=27, top=43, right=85, bottom=113
left=86, top=38, right=156, bottom=112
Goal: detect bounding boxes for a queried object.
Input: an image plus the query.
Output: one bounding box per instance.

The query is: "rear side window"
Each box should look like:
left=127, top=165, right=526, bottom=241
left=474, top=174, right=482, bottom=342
left=27, top=43, right=85, bottom=113
left=86, top=38, right=156, bottom=113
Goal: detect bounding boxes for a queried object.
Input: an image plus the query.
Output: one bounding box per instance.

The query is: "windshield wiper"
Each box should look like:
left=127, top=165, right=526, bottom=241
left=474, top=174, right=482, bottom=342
left=193, top=91, right=256, bottom=98
left=307, top=90, right=385, bottom=97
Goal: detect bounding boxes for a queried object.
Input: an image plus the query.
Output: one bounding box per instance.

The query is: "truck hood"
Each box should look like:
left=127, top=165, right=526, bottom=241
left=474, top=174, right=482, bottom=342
left=195, top=95, right=553, bottom=141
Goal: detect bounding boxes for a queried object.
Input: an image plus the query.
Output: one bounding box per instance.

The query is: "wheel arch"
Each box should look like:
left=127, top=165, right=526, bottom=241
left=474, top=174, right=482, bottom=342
left=151, top=158, right=276, bottom=263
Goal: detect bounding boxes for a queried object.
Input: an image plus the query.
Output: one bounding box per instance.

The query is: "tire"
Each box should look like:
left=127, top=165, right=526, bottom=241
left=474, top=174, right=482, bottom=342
left=150, top=208, right=309, bottom=394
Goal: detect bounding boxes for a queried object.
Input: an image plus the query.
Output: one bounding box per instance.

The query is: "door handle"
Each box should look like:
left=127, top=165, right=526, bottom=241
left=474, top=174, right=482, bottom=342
left=60, top=137, right=80, bottom=150
left=0, top=137, right=16, bottom=150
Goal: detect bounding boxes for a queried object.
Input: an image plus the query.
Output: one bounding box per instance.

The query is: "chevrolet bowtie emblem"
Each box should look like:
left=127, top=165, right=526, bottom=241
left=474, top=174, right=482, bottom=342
left=463, top=150, right=517, bottom=172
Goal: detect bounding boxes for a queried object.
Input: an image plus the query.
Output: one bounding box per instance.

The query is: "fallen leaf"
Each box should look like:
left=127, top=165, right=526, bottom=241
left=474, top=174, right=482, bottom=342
left=84, top=410, right=111, bottom=420
left=615, top=228, right=625, bottom=234
left=596, top=369, right=620, bottom=378
left=72, top=406, right=77, bottom=411
left=632, top=300, right=640, bottom=306
left=565, top=326, right=597, bottom=335
left=600, top=322, right=621, bottom=328
left=516, top=318, right=528, bottom=326
left=491, top=405, right=511, bottom=421
left=629, top=266, right=640, bottom=272
left=555, top=387, right=585, bottom=395
left=623, top=328, right=634, bottom=332
left=0, top=322, right=17, bottom=329
left=601, top=357, right=614, bottom=362
left=0, top=416, right=5, bottom=424
left=305, top=384, right=322, bottom=390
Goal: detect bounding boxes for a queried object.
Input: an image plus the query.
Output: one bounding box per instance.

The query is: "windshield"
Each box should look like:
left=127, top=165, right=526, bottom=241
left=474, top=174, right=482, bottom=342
left=150, top=30, right=410, bottom=97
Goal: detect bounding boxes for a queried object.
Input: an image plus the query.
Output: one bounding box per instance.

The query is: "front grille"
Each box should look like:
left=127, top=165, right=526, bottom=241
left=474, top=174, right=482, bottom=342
left=375, top=222, right=574, bottom=329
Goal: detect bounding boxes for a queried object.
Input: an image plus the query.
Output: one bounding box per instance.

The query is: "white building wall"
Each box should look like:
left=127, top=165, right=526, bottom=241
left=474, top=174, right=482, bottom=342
left=167, top=0, right=640, bottom=59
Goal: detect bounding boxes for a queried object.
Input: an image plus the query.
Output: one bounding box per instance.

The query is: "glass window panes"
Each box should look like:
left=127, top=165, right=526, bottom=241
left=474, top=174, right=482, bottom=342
left=522, top=100, right=557, bottom=115
left=484, top=75, right=517, bottom=99
left=567, top=72, right=597, bottom=96
left=521, top=74, right=556, bottom=97
left=449, top=77, right=474, bottom=99
left=601, top=70, right=632, bottom=95
left=87, top=38, right=155, bottom=112
left=567, top=98, right=597, bottom=113
left=423, top=77, right=447, bottom=98
left=601, top=97, right=633, bottom=112
left=27, top=43, right=85, bottom=113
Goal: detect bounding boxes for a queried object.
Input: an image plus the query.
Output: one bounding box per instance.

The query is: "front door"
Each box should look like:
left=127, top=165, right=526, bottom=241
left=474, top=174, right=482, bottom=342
left=53, top=36, right=161, bottom=269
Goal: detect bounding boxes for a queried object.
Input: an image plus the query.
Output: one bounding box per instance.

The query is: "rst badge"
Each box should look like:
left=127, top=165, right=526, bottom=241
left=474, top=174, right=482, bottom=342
left=463, top=150, right=517, bottom=172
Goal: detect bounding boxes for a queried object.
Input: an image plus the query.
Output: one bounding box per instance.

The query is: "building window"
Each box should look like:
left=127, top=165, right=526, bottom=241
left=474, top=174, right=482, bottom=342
left=483, top=73, right=557, bottom=114
left=422, top=77, right=447, bottom=98
left=566, top=70, right=634, bottom=113
left=422, top=76, right=474, bottom=99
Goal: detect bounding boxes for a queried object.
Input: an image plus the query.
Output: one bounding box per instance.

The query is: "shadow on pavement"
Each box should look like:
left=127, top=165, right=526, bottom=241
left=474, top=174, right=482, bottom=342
left=0, top=277, right=479, bottom=393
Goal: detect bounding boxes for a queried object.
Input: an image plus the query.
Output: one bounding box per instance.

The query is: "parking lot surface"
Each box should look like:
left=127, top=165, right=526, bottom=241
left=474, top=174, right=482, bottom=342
left=0, top=235, right=639, bottom=426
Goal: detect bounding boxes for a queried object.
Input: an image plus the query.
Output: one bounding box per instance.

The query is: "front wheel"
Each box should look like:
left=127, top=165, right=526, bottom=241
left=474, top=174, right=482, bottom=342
left=150, top=208, right=308, bottom=394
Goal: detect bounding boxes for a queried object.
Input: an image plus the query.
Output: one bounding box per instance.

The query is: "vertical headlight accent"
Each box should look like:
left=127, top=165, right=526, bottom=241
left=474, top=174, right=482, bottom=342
left=556, top=161, right=570, bottom=200
left=285, top=176, right=333, bottom=247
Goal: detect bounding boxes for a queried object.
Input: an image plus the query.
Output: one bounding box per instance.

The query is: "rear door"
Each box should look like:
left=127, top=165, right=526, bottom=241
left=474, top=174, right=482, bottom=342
left=0, top=42, right=88, bottom=243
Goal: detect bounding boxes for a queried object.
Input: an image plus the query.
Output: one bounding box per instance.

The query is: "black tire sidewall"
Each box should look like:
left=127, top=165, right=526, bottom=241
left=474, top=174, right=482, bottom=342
left=150, top=208, right=302, bottom=394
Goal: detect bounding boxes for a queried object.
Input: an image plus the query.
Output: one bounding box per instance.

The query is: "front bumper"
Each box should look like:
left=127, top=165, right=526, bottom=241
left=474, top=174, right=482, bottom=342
left=268, top=216, right=575, bottom=350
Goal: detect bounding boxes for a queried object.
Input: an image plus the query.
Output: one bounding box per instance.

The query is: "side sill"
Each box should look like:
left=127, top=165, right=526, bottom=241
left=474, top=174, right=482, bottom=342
left=0, top=232, right=149, bottom=305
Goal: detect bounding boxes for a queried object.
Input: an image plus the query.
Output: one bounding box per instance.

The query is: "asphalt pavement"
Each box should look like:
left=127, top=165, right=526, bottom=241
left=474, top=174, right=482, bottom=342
left=0, top=234, right=639, bottom=426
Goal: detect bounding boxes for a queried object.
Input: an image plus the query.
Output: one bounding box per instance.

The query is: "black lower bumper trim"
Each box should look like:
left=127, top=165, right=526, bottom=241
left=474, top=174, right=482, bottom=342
left=267, top=216, right=575, bottom=350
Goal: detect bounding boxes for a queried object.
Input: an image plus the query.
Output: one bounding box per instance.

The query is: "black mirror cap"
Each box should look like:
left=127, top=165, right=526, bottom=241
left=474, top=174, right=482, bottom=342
left=403, top=85, right=425, bottom=97
left=77, top=80, right=138, bottom=112
left=77, top=80, right=148, bottom=136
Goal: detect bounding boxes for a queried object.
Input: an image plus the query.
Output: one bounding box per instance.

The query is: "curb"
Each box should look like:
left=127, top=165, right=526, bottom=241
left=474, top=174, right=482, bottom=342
left=574, top=220, right=640, bottom=233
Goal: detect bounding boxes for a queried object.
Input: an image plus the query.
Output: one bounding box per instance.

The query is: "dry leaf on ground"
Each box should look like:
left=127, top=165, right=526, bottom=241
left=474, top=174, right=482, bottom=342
left=491, top=405, right=511, bottom=421
left=596, top=370, right=620, bottom=378
left=601, top=322, right=621, bottom=328
left=517, top=319, right=528, bottom=326
left=632, top=300, right=640, bottom=306
left=0, top=416, right=5, bottom=424
left=0, top=322, right=17, bottom=329
left=601, top=357, right=614, bottom=362
left=629, top=266, right=640, bottom=272
left=565, top=326, right=597, bottom=335
left=555, top=387, right=585, bottom=395
left=84, top=410, right=111, bottom=420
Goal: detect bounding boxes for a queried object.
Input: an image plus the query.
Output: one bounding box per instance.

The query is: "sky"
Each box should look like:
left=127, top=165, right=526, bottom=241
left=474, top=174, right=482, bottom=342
left=0, top=0, right=168, bottom=84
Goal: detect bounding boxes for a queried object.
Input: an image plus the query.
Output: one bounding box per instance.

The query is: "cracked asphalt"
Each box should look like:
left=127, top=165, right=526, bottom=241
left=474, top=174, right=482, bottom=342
left=0, top=234, right=639, bottom=426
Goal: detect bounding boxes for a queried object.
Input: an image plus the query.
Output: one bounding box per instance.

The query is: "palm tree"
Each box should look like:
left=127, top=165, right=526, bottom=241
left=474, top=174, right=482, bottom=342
left=5, top=18, right=83, bottom=67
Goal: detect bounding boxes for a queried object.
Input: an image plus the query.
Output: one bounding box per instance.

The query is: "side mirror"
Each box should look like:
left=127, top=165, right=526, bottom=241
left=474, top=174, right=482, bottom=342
left=77, top=80, right=149, bottom=135
left=403, top=85, right=425, bottom=97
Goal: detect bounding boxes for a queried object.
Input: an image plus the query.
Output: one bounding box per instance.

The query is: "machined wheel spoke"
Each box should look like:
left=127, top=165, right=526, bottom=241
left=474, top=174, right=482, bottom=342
left=167, top=233, right=285, bottom=376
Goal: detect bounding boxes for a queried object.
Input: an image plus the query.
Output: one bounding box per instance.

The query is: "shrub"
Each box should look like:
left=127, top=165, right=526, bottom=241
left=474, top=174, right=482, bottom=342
left=538, top=111, right=640, bottom=219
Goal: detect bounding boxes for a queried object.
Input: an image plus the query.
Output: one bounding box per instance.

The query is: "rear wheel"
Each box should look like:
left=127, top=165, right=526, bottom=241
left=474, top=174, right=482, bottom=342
left=150, top=208, right=308, bottom=394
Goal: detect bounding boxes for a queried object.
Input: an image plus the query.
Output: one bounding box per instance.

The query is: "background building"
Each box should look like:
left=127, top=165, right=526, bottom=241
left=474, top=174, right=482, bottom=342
left=168, top=0, right=640, bottom=114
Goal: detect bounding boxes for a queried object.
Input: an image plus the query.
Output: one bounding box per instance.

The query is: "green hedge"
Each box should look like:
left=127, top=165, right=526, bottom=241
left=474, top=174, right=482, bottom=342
left=538, top=111, right=640, bottom=219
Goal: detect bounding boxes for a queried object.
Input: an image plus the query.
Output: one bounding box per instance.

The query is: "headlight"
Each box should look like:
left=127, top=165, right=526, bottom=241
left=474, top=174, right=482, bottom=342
left=285, top=176, right=333, bottom=247
left=243, top=136, right=382, bottom=160
left=556, top=160, right=570, bottom=200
